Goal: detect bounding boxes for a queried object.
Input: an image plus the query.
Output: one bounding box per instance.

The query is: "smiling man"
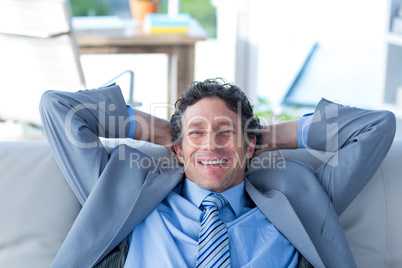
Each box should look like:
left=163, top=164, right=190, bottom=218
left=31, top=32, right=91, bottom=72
left=40, top=78, right=396, bottom=268
left=173, top=97, right=256, bottom=193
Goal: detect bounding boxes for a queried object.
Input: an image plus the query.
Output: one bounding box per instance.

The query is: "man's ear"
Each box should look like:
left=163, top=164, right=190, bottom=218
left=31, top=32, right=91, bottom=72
left=246, top=135, right=257, bottom=159
left=174, top=143, right=184, bottom=164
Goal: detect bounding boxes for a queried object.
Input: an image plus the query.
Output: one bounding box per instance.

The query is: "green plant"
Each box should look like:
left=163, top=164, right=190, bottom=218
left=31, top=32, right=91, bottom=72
left=70, top=0, right=111, bottom=16
left=254, top=97, right=299, bottom=123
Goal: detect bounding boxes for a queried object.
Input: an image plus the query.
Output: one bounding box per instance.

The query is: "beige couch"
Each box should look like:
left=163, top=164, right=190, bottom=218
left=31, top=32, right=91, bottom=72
left=1, top=139, right=401, bottom=267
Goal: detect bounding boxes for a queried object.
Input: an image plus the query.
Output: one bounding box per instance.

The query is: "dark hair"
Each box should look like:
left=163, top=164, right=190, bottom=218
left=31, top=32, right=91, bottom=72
left=170, top=78, right=262, bottom=153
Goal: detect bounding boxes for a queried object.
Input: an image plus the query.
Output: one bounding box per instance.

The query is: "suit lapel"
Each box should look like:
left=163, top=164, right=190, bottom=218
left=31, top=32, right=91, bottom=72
left=244, top=178, right=324, bottom=268
left=90, top=166, right=185, bottom=267
left=125, top=165, right=185, bottom=228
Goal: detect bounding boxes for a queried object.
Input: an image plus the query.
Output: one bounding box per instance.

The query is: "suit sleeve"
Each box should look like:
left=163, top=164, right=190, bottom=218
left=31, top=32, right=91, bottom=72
left=305, top=98, right=396, bottom=215
left=39, top=84, right=132, bottom=205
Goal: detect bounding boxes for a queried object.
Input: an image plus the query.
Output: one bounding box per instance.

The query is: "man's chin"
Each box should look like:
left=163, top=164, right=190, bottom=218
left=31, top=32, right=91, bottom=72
left=193, top=178, right=226, bottom=192
left=197, top=177, right=242, bottom=193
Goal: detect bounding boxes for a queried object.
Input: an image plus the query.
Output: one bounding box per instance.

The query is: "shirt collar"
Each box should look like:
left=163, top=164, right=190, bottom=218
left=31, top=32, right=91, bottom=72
left=181, top=178, right=246, bottom=217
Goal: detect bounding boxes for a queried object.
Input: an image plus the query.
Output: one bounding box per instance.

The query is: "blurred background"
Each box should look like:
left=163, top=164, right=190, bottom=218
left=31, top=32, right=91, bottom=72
left=1, top=0, right=401, bottom=140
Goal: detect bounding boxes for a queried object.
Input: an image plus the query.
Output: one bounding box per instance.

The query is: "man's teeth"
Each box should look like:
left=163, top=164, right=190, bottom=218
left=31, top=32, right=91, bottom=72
left=200, top=159, right=227, bottom=165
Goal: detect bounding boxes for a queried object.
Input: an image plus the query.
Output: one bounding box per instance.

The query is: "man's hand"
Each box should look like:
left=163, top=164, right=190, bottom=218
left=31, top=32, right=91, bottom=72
left=254, top=119, right=299, bottom=156
left=132, top=109, right=173, bottom=152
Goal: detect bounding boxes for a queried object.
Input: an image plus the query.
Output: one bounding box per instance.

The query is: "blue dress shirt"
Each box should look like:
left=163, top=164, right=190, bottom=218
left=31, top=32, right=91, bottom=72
left=124, top=180, right=299, bottom=267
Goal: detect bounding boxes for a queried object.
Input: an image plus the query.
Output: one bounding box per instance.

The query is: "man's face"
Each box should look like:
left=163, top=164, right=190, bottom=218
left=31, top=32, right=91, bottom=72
left=174, top=97, right=256, bottom=192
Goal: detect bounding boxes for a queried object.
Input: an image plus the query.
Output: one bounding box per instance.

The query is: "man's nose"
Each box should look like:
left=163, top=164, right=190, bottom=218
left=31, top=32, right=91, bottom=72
left=202, top=132, right=217, bottom=150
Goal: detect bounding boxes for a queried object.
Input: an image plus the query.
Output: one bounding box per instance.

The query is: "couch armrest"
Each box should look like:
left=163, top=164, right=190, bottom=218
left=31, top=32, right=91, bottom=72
left=339, top=138, right=402, bottom=267
left=0, top=141, right=81, bottom=268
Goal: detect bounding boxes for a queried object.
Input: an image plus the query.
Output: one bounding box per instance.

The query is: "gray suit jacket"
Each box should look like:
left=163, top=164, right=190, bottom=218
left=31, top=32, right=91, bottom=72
left=40, top=84, right=396, bottom=268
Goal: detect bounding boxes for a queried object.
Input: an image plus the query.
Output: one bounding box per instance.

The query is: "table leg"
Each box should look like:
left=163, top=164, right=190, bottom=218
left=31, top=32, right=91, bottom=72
left=167, top=45, right=195, bottom=118
left=177, top=45, right=195, bottom=97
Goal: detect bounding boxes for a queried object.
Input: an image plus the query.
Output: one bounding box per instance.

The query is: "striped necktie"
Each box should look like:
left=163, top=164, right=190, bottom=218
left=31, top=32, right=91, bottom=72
left=196, top=193, right=231, bottom=268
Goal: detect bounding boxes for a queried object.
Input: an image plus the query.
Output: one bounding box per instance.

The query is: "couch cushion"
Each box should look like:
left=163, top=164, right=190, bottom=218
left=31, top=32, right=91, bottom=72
left=339, top=138, right=402, bottom=267
left=0, top=141, right=81, bottom=268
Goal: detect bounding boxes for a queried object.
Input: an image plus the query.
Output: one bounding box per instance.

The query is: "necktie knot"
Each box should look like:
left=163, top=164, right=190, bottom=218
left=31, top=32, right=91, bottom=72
left=201, top=193, right=229, bottom=212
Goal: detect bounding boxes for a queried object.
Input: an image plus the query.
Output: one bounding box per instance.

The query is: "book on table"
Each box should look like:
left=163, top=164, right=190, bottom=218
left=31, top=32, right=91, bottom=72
left=144, top=13, right=191, bottom=34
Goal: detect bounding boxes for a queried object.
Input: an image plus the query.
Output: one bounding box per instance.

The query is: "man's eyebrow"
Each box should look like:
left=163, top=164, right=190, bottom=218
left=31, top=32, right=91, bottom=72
left=186, top=118, right=239, bottom=128
left=215, top=120, right=235, bottom=127
left=187, top=121, right=208, bottom=128
left=214, top=119, right=239, bottom=129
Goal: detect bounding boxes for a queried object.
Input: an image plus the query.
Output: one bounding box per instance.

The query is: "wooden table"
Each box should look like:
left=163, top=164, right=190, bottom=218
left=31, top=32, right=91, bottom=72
left=76, top=20, right=207, bottom=109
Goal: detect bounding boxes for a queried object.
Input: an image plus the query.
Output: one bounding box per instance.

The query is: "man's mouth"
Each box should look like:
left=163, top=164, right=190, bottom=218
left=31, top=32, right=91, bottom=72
left=199, top=159, right=228, bottom=165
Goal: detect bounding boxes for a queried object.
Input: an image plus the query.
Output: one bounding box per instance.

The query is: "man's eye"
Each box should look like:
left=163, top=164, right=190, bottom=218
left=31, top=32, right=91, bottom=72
left=220, top=130, right=233, bottom=134
left=190, top=130, right=203, bottom=135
